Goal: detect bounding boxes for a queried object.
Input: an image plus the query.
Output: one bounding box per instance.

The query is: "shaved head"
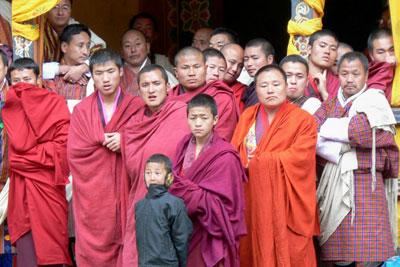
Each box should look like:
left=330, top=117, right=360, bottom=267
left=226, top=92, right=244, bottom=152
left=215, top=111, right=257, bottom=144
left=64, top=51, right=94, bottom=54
left=221, top=43, right=244, bottom=84
left=174, top=46, right=205, bottom=67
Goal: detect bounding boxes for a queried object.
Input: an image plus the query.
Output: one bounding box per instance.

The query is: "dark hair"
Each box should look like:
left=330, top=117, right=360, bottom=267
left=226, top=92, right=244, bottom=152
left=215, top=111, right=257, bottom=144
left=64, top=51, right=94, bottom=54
left=146, top=153, right=172, bottom=174
left=120, top=28, right=148, bottom=48
left=138, top=64, right=168, bottom=85
left=367, top=27, right=392, bottom=53
left=203, top=48, right=226, bottom=64
left=0, top=50, right=8, bottom=67
left=337, top=51, right=369, bottom=73
left=210, top=27, right=239, bottom=44
left=174, top=46, right=204, bottom=67
left=279, top=54, right=309, bottom=74
left=8, top=58, right=40, bottom=77
left=129, top=12, right=158, bottom=32
left=89, top=49, right=123, bottom=73
left=187, top=94, right=218, bottom=117
left=308, top=29, right=338, bottom=47
left=60, top=24, right=91, bottom=44
left=254, top=64, right=287, bottom=85
left=245, top=38, right=275, bottom=58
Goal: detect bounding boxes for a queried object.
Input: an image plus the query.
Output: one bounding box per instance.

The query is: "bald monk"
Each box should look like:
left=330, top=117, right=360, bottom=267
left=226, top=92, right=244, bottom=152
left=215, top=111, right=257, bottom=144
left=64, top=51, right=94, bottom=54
left=221, top=43, right=246, bottom=112
left=122, top=64, right=191, bottom=266
left=68, top=49, right=143, bottom=266
left=192, top=27, right=213, bottom=51
left=169, top=46, right=239, bottom=141
left=231, top=65, right=320, bottom=267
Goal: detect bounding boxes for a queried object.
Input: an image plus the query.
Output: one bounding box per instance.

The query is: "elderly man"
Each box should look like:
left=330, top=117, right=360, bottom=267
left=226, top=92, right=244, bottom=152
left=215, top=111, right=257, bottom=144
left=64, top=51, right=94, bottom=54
left=120, top=28, right=177, bottom=96
left=242, top=38, right=274, bottom=109
left=192, top=27, right=213, bottom=51
left=280, top=54, right=321, bottom=114
left=170, top=46, right=239, bottom=141
left=314, top=52, right=398, bottom=265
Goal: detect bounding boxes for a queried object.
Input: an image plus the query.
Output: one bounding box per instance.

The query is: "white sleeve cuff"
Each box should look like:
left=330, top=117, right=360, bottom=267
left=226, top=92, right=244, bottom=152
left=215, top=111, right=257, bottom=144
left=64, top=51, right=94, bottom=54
left=316, top=135, right=343, bottom=164
left=319, top=117, right=350, bottom=142
left=42, top=62, right=60, bottom=80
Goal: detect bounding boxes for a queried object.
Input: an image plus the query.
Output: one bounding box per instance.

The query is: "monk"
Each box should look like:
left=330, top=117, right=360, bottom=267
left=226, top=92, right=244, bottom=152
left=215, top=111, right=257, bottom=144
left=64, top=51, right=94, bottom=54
left=231, top=65, right=320, bottom=267
left=3, top=58, right=72, bottom=266
left=221, top=43, right=246, bottom=112
left=169, top=46, right=239, bottom=141
left=209, top=27, right=240, bottom=51
left=330, top=42, right=353, bottom=76
left=204, top=48, right=227, bottom=83
left=169, top=94, right=247, bottom=267
left=122, top=64, right=190, bottom=266
left=192, top=27, right=213, bottom=51
left=68, top=49, right=143, bottom=266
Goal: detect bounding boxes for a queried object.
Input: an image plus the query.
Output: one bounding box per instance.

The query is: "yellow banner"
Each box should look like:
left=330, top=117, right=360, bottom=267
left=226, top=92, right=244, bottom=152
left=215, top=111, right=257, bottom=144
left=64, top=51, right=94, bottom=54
left=389, top=0, right=400, bottom=106
left=12, top=0, right=60, bottom=41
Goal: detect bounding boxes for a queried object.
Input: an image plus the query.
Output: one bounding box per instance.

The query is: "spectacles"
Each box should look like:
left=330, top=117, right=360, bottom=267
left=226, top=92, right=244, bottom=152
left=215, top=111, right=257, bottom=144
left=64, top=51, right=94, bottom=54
left=53, top=5, right=71, bottom=11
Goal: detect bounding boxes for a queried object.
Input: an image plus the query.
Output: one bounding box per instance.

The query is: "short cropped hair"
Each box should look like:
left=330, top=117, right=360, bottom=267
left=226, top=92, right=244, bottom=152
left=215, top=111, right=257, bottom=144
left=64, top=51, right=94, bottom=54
left=187, top=94, right=218, bottom=117
left=0, top=50, right=8, bottom=67
left=146, top=154, right=172, bottom=174
left=210, top=27, right=239, bottom=44
left=60, top=24, right=91, bottom=44
left=279, top=54, right=309, bottom=74
left=129, top=12, right=158, bottom=32
left=120, top=28, right=148, bottom=47
left=89, top=49, right=123, bottom=73
left=254, top=64, right=287, bottom=85
left=337, top=51, right=369, bottom=73
left=8, top=58, right=40, bottom=77
left=174, top=46, right=204, bottom=67
left=203, top=48, right=226, bottom=63
left=367, top=27, right=392, bottom=52
left=138, top=64, right=168, bottom=85
left=245, top=38, right=275, bottom=58
left=308, top=29, right=338, bottom=47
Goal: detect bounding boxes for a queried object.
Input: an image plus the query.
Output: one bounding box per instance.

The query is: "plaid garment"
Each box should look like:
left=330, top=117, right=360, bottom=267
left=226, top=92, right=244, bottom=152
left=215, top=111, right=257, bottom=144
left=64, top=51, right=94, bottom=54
left=120, top=60, right=151, bottom=97
left=314, top=97, right=399, bottom=261
left=43, top=75, right=87, bottom=100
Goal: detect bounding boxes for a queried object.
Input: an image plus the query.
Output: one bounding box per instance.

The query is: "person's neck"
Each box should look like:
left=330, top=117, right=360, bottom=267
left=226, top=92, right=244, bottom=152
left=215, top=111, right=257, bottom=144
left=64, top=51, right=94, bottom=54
left=127, top=63, right=141, bottom=74
left=195, top=131, right=211, bottom=158
left=63, top=56, right=78, bottom=67
left=263, top=105, right=279, bottom=122
left=52, top=24, right=67, bottom=36
left=100, top=89, right=119, bottom=105
left=148, top=101, right=164, bottom=115
left=308, top=61, right=325, bottom=77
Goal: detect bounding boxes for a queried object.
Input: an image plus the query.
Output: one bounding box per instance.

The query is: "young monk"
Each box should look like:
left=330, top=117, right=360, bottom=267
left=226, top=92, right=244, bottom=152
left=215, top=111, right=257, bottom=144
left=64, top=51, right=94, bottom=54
left=67, top=48, right=143, bottom=266
left=169, top=94, right=247, bottom=267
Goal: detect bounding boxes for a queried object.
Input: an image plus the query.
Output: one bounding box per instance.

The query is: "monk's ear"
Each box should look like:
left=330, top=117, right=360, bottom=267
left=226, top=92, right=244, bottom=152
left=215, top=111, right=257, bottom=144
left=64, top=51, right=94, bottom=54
left=213, top=114, right=219, bottom=125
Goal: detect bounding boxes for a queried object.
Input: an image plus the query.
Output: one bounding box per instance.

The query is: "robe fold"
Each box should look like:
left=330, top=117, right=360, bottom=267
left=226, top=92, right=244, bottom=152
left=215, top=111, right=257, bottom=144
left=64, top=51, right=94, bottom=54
left=2, top=82, right=72, bottom=265
left=169, top=133, right=247, bottom=267
left=367, top=61, right=394, bottom=102
left=230, top=81, right=247, bottom=113
left=68, top=91, right=142, bottom=267
left=231, top=103, right=320, bottom=267
left=306, top=70, right=340, bottom=101
left=122, top=99, right=191, bottom=266
left=169, top=80, right=239, bottom=141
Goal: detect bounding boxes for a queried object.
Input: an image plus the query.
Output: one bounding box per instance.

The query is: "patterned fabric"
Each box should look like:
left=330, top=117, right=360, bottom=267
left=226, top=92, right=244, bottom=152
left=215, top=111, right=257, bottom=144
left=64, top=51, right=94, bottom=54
left=291, top=94, right=309, bottom=108
left=0, top=82, right=8, bottom=186
left=43, top=75, right=87, bottom=100
left=0, top=16, right=11, bottom=48
left=314, top=97, right=399, bottom=261
left=244, top=121, right=257, bottom=162
left=121, top=60, right=150, bottom=96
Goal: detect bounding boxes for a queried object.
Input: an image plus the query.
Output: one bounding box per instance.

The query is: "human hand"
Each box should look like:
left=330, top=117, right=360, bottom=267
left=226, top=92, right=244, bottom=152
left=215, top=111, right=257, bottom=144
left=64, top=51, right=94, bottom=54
left=103, top=132, right=121, bottom=152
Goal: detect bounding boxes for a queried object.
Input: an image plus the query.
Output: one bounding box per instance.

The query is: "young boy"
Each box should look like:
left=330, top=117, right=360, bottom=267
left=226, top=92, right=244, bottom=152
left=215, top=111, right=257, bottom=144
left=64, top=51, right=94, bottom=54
left=135, top=154, right=193, bottom=267
left=169, top=94, right=247, bottom=267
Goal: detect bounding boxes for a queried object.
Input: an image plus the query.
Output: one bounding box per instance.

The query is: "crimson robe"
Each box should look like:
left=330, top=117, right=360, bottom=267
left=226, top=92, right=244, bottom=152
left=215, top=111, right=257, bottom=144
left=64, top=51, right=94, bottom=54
left=230, top=81, right=246, bottom=113
left=168, top=80, right=239, bottom=141
left=122, top=99, right=191, bottom=266
left=2, top=82, right=72, bottom=265
left=367, top=61, right=394, bottom=102
left=306, top=70, right=340, bottom=101
left=68, top=91, right=142, bottom=266
left=169, top=132, right=247, bottom=267
left=231, top=103, right=320, bottom=267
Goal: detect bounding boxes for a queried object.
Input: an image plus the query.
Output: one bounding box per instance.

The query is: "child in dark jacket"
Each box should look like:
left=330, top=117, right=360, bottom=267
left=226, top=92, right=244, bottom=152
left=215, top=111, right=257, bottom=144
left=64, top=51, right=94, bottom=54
left=135, top=154, right=193, bottom=267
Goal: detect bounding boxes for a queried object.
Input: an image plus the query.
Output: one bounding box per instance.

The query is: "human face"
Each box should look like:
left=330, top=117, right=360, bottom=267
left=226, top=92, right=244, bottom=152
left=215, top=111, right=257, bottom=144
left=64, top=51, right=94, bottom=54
left=121, top=30, right=150, bottom=69
left=132, top=18, right=155, bottom=43
left=256, top=70, right=287, bottom=112
left=205, top=56, right=226, bottom=83
left=331, top=46, right=353, bottom=76
left=47, top=0, right=72, bottom=30
left=222, top=45, right=244, bottom=84
left=338, top=59, right=368, bottom=99
left=174, top=54, right=206, bottom=92
left=10, top=69, right=39, bottom=86
left=370, top=36, right=395, bottom=63
left=144, top=162, right=167, bottom=187
left=209, top=34, right=230, bottom=50
left=92, top=61, right=123, bottom=101
left=61, top=32, right=90, bottom=66
left=192, top=28, right=212, bottom=51
left=244, top=46, right=272, bottom=77
left=0, top=60, right=7, bottom=82
left=187, top=106, right=218, bottom=142
left=139, top=69, right=169, bottom=113
left=282, top=62, right=308, bottom=101
left=308, top=35, right=338, bottom=70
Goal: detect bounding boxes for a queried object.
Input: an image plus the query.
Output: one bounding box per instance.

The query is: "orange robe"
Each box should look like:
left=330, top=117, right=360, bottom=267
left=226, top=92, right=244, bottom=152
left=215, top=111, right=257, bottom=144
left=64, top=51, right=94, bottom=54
left=231, top=103, right=320, bottom=267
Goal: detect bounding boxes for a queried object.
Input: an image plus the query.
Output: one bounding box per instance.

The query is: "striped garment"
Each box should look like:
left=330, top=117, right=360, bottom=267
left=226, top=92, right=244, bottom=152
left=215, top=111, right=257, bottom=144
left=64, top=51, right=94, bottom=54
left=0, top=15, right=11, bottom=48
left=121, top=61, right=151, bottom=96
left=43, top=75, right=87, bottom=100
left=314, top=97, right=399, bottom=261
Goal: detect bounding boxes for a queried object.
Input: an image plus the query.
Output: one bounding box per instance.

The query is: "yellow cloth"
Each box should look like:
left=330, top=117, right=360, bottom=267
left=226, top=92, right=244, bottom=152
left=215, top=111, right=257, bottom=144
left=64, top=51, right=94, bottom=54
left=389, top=0, right=400, bottom=106
left=12, top=0, right=60, bottom=41
left=286, top=0, right=325, bottom=55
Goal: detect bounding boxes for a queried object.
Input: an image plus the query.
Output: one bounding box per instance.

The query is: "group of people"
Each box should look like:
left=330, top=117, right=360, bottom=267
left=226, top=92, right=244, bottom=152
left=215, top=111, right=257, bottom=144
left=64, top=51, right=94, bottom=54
left=0, top=1, right=398, bottom=267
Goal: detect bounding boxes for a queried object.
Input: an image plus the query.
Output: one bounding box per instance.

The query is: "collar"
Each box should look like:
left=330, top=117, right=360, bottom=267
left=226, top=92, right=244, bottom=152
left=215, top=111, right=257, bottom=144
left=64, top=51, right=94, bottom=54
left=337, top=84, right=367, bottom=107
left=146, top=184, right=168, bottom=199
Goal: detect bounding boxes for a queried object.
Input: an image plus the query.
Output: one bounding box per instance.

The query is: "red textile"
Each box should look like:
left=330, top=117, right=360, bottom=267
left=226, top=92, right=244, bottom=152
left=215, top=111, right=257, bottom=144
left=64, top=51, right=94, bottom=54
left=2, top=82, right=71, bottom=265
left=367, top=61, right=394, bottom=102
left=306, top=70, right=340, bottom=101
left=122, top=99, right=191, bottom=266
left=169, top=80, right=239, bottom=141
left=169, top=133, right=247, bottom=267
left=230, top=81, right=247, bottom=113
left=68, top=92, right=142, bottom=266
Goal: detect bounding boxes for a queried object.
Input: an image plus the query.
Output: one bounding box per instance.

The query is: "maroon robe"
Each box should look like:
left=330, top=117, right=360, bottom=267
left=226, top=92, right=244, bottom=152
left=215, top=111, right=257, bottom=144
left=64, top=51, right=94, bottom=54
left=367, top=61, right=394, bottom=102
left=306, top=70, right=340, bottom=101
